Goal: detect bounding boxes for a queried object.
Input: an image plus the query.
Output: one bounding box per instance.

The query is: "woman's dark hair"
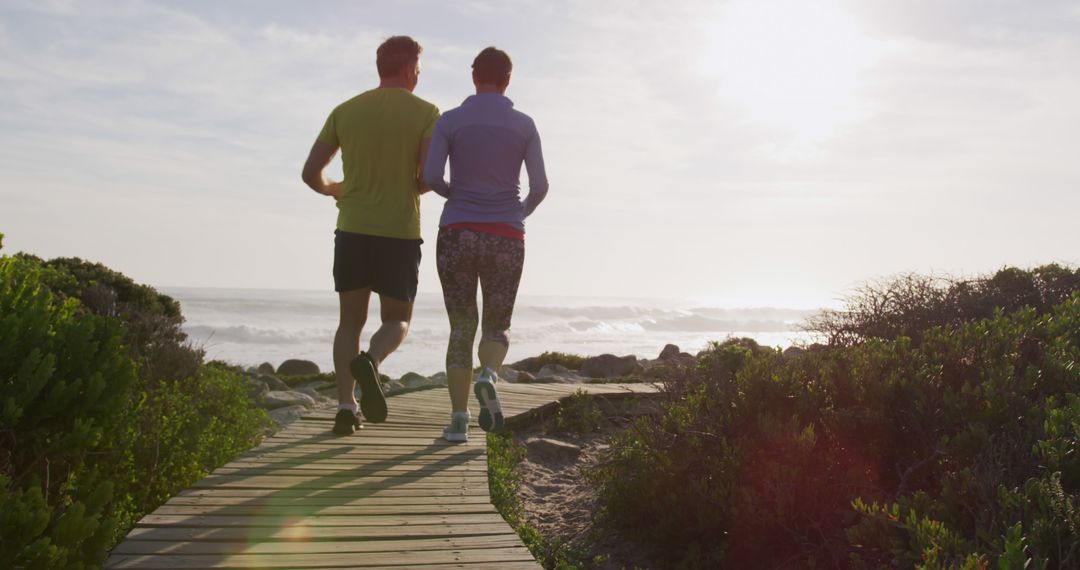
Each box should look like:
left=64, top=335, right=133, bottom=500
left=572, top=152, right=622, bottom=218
left=472, top=47, right=512, bottom=85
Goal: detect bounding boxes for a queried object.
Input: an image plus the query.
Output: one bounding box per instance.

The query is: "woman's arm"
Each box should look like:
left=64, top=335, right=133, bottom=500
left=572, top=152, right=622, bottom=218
left=521, top=125, right=548, bottom=216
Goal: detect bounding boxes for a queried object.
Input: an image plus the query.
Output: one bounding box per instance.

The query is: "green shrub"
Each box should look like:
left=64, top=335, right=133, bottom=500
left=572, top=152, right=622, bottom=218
left=807, top=264, right=1079, bottom=346
left=1, top=245, right=270, bottom=566
left=19, top=254, right=203, bottom=383
left=113, top=362, right=271, bottom=531
left=0, top=255, right=137, bottom=568
left=514, top=351, right=587, bottom=373
left=553, top=390, right=604, bottom=435
left=594, top=275, right=1080, bottom=567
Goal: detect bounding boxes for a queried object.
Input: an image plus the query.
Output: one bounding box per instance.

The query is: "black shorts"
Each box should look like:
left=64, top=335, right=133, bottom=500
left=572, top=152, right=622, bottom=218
left=333, top=230, right=423, bottom=301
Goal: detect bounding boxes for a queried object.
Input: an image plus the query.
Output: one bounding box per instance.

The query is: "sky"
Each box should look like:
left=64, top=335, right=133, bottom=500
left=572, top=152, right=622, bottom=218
left=1, top=0, right=1077, bottom=309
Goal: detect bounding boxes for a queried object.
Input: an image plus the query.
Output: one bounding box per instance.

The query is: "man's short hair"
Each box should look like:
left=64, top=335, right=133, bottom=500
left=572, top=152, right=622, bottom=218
left=472, top=47, right=512, bottom=86
left=377, top=36, right=422, bottom=78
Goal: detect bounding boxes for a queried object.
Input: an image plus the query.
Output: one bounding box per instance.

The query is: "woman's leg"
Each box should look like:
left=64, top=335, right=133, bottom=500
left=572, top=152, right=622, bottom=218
left=437, top=228, right=480, bottom=413
left=478, top=236, right=525, bottom=372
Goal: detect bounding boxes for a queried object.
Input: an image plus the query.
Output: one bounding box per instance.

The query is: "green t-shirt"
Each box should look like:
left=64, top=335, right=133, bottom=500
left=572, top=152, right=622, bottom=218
left=317, top=88, right=440, bottom=239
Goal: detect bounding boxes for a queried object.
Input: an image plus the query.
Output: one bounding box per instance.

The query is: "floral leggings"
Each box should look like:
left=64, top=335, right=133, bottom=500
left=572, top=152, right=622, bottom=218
left=436, top=227, right=525, bottom=370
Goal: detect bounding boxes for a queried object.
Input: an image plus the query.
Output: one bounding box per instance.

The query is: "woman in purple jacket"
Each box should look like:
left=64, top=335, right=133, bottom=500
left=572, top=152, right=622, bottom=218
left=422, top=47, right=549, bottom=443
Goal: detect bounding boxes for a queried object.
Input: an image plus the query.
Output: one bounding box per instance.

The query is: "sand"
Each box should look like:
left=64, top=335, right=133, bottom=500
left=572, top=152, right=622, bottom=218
left=510, top=396, right=665, bottom=569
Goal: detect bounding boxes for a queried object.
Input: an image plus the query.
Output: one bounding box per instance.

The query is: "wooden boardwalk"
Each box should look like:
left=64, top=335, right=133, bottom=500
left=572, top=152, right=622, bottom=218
left=106, top=382, right=659, bottom=569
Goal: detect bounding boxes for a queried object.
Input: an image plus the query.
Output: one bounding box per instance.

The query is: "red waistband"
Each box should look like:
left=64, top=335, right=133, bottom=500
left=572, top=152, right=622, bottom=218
left=445, top=223, right=525, bottom=241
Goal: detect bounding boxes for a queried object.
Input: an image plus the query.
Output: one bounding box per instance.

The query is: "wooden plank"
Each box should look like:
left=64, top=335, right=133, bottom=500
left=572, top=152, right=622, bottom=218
left=189, top=476, right=490, bottom=491
left=121, top=524, right=517, bottom=542
left=106, top=546, right=536, bottom=568
left=176, top=488, right=489, bottom=499
left=210, top=465, right=488, bottom=476
left=164, top=495, right=493, bottom=507
left=227, top=451, right=485, bottom=462
left=257, top=435, right=459, bottom=446
left=286, top=418, right=446, bottom=428
left=149, top=503, right=498, bottom=517
left=106, top=381, right=660, bottom=569
left=349, top=563, right=540, bottom=570
left=241, top=443, right=484, bottom=456
left=112, top=534, right=525, bottom=555
left=214, top=465, right=487, bottom=476
left=221, top=458, right=487, bottom=469
left=136, top=513, right=509, bottom=528
left=281, top=422, right=453, bottom=432
left=196, top=469, right=489, bottom=482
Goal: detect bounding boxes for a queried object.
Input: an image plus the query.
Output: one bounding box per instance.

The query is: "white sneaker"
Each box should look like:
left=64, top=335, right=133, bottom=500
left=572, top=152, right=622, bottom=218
left=475, top=367, right=504, bottom=432
left=442, top=411, right=470, bottom=442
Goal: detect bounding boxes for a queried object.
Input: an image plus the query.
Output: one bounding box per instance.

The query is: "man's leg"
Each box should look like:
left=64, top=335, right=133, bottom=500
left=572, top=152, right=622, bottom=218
left=367, top=294, right=414, bottom=365
left=334, top=288, right=371, bottom=406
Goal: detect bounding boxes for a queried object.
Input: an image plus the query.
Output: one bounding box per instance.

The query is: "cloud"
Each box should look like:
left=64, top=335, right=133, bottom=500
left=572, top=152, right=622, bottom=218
left=846, top=0, right=1080, bottom=48
left=0, top=0, right=1076, bottom=305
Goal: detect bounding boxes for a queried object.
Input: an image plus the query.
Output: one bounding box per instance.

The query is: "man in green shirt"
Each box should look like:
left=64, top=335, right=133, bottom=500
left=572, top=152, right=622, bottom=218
left=301, top=36, right=440, bottom=435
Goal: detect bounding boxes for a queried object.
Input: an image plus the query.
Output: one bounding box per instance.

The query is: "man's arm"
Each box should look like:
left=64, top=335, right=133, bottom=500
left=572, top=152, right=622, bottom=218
left=417, top=137, right=432, bottom=194
left=421, top=121, right=451, bottom=198
left=301, top=140, right=342, bottom=199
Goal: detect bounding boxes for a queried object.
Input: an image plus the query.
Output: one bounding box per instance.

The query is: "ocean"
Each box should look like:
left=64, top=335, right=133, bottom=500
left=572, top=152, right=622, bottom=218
left=165, top=287, right=820, bottom=379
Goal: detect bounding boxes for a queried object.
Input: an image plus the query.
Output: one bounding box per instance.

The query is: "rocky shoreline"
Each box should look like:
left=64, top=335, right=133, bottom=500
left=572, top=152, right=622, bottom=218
left=240, top=343, right=704, bottom=430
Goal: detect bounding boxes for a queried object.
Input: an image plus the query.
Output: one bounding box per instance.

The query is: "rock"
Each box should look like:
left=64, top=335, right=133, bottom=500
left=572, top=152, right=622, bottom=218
left=257, top=362, right=276, bottom=375
left=295, top=386, right=334, bottom=405
left=244, top=376, right=268, bottom=401
left=656, top=344, right=697, bottom=369
left=538, top=363, right=571, bottom=376
left=535, top=364, right=587, bottom=383
left=386, top=380, right=405, bottom=394
left=498, top=366, right=520, bottom=382
left=262, top=390, right=316, bottom=410
left=783, top=346, right=806, bottom=359
left=299, top=380, right=334, bottom=392
left=268, top=404, right=308, bottom=427
left=658, top=344, right=682, bottom=360
left=277, top=359, right=320, bottom=376
left=580, top=354, right=641, bottom=378
left=400, top=372, right=430, bottom=389
left=526, top=436, right=582, bottom=462
left=259, top=374, right=289, bottom=391
left=509, top=356, right=537, bottom=372
left=429, top=372, right=448, bottom=386
left=516, top=371, right=536, bottom=383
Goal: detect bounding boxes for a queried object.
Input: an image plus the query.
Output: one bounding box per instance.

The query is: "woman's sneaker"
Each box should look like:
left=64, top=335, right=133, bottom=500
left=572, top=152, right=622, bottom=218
left=332, top=409, right=361, bottom=435
left=350, top=351, right=387, bottom=423
left=474, top=367, right=504, bottom=432
left=442, top=411, right=470, bottom=442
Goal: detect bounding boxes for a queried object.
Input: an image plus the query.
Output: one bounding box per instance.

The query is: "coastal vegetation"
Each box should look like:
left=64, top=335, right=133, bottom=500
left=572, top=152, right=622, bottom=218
left=591, top=265, right=1080, bottom=568
left=5, top=227, right=1076, bottom=570
left=0, top=236, right=271, bottom=567
left=514, top=351, right=588, bottom=373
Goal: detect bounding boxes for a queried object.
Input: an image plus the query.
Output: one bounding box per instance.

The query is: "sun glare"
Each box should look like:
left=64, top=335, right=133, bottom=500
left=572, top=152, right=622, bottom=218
left=699, top=0, right=884, bottom=155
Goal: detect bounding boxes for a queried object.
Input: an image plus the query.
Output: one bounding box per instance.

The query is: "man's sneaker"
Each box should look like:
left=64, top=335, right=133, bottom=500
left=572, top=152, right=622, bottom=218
left=474, top=367, right=504, bottom=432
left=351, top=351, right=388, bottom=423
left=442, top=412, right=470, bottom=443
left=332, top=409, right=361, bottom=435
